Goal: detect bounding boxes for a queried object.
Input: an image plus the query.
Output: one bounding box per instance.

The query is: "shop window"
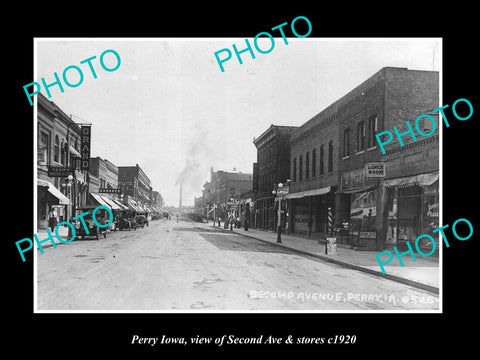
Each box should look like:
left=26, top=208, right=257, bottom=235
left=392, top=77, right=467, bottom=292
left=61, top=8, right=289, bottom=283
left=421, top=181, right=439, bottom=248
left=397, top=185, right=422, bottom=244
left=350, top=190, right=376, bottom=231
left=386, top=188, right=398, bottom=244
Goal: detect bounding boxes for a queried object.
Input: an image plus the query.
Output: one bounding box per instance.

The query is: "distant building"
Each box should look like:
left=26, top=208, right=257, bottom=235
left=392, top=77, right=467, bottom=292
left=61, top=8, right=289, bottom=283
left=152, top=190, right=164, bottom=210
left=118, top=164, right=153, bottom=207
left=208, top=168, right=253, bottom=219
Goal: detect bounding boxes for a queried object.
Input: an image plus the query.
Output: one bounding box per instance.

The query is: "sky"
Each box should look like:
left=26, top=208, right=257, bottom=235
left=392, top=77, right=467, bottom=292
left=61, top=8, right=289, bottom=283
left=36, top=38, right=440, bottom=206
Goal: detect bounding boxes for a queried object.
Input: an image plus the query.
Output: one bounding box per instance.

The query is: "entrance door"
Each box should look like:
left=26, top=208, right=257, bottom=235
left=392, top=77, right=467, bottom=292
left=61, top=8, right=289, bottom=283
left=397, top=188, right=421, bottom=245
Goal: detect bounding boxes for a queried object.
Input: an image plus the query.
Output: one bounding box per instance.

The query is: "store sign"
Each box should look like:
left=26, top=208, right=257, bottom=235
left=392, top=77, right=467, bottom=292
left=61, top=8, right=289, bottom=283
left=99, top=188, right=121, bottom=194
left=359, top=231, right=376, bottom=239
left=365, top=162, right=385, bottom=177
left=48, top=166, right=73, bottom=177
left=80, top=125, right=91, bottom=170
left=119, top=179, right=135, bottom=192
left=341, top=168, right=365, bottom=190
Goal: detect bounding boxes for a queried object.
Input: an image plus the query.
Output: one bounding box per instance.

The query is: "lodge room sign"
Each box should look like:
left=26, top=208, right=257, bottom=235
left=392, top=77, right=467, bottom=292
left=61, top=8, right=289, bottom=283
left=80, top=125, right=91, bottom=170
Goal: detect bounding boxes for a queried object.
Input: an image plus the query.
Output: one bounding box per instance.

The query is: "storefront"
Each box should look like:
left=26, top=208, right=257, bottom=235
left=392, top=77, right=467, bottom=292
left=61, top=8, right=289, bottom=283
left=255, top=197, right=275, bottom=231
left=383, top=171, right=439, bottom=252
left=286, top=186, right=334, bottom=236
left=336, top=185, right=378, bottom=249
left=37, top=179, right=70, bottom=230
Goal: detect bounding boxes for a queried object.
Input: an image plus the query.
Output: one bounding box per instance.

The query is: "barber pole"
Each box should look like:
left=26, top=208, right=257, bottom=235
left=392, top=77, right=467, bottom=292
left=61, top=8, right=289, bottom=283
left=327, top=207, right=333, bottom=235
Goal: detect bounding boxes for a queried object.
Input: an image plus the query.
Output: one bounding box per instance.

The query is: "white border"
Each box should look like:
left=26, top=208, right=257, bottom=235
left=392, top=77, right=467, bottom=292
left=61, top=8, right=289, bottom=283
left=33, top=37, right=442, bottom=314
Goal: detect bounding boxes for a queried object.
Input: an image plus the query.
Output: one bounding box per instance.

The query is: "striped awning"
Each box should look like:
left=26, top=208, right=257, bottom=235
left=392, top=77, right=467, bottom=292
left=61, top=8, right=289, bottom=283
left=384, top=171, right=439, bottom=188
left=90, top=193, right=110, bottom=208
left=38, top=179, right=70, bottom=205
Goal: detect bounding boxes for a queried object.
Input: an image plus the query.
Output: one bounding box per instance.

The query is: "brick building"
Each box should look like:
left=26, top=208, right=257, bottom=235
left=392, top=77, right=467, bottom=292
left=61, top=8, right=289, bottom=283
left=336, top=67, right=439, bottom=251
left=253, top=125, right=298, bottom=231
left=287, top=102, right=340, bottom=235
left=118, top=164, right=153, bottom=209
left=286, top=67, right=439, bottom=253
left=37, top=93, right=89, bottom=229
left=208, top=168, right=253, bottom=219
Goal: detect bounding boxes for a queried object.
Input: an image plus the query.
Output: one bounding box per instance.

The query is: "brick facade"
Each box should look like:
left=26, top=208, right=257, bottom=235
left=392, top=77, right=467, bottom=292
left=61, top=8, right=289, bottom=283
left=284, top=67, right=439, bottom=250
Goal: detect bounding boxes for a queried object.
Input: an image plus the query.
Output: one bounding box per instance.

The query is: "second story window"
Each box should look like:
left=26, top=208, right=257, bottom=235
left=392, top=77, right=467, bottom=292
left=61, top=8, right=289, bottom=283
left=343, top=128, right=350, bottom=157
left=367, top=115, right=377, bottom=148
left=54, top=135, right=59, bottom=163
left=328, top=141, right=333, bottom=173
left=293, top=157, right=297, bottom=182
left=305, top=151, right=310, bottom=179
left=312, top=149, right=316, bottom=177
left=319, top=145, right=324, bottom=176
left=357, top=120, right=365, bottom=152
left=299, top=155, right=303, bottom=181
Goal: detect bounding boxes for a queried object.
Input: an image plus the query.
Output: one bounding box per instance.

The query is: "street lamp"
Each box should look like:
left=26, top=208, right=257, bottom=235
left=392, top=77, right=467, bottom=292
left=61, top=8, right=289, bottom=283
left=272, top=182, right=283, bottom=243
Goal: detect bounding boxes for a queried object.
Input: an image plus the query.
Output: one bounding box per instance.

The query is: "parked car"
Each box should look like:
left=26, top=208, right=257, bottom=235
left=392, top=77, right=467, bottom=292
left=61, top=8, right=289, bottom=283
left=151, top=212, right=161, bottom=220
left=74, top=205, right=108, bottom=240
left=135, top=212, right=149, bottom=228
left=115, top=210, right=136, bottom=231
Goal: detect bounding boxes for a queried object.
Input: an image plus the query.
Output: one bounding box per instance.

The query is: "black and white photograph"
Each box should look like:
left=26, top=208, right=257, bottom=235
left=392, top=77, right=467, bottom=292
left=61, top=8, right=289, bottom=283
left=6, top=8, right=479, bottom=356
left=33, top=38, right=441, bottom=312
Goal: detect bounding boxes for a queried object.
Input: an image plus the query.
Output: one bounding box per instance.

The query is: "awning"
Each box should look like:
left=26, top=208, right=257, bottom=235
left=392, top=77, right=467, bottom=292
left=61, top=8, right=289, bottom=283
left=384, top=171, right=439, bottom=188
left=127, top=198, right=141, bottom=212
left=336, top=185, right=377, bottom=195
left=112, top=199, right=129, bottom=210
left=38, top=179, right=70, bottom=205
left=90, top=193, right=111, bottom=208
left=69, top=145, right=81, bottom=158
left=285, top=186, right=332, bottom=200
left=101, top=196, right=122, bottom=210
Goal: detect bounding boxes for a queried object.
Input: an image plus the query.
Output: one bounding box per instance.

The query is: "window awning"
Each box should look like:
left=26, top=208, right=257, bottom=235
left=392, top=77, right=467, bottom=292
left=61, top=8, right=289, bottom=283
left=69, top=145, right=81, bottom=158
left=285, top=186, right=332, bottom=200
left=384, top=171, right=439, bottom=188
left=38, top=179, right=70, bottom=205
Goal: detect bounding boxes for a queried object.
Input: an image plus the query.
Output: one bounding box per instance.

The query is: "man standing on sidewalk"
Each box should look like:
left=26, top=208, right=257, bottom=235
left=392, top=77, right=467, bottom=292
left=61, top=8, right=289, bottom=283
left=48, top=208, right=57, bottom=231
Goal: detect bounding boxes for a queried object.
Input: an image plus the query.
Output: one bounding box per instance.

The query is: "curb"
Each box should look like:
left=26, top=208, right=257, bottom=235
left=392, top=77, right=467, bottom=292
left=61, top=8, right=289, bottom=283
left=209, top=225, right=439, bottom=295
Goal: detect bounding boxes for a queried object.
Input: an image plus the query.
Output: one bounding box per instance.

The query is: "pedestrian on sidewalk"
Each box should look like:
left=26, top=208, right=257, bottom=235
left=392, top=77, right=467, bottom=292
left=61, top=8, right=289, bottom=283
left=307, top=217, right=313, bottom=237
left=48, top=208, right=57, bottom=231
left=244, top=219, right=249, bottom=231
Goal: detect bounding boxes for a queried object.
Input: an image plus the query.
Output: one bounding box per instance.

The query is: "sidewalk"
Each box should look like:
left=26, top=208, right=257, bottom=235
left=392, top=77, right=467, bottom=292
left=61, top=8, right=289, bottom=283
left=207, top=222, right=440, bottom=294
